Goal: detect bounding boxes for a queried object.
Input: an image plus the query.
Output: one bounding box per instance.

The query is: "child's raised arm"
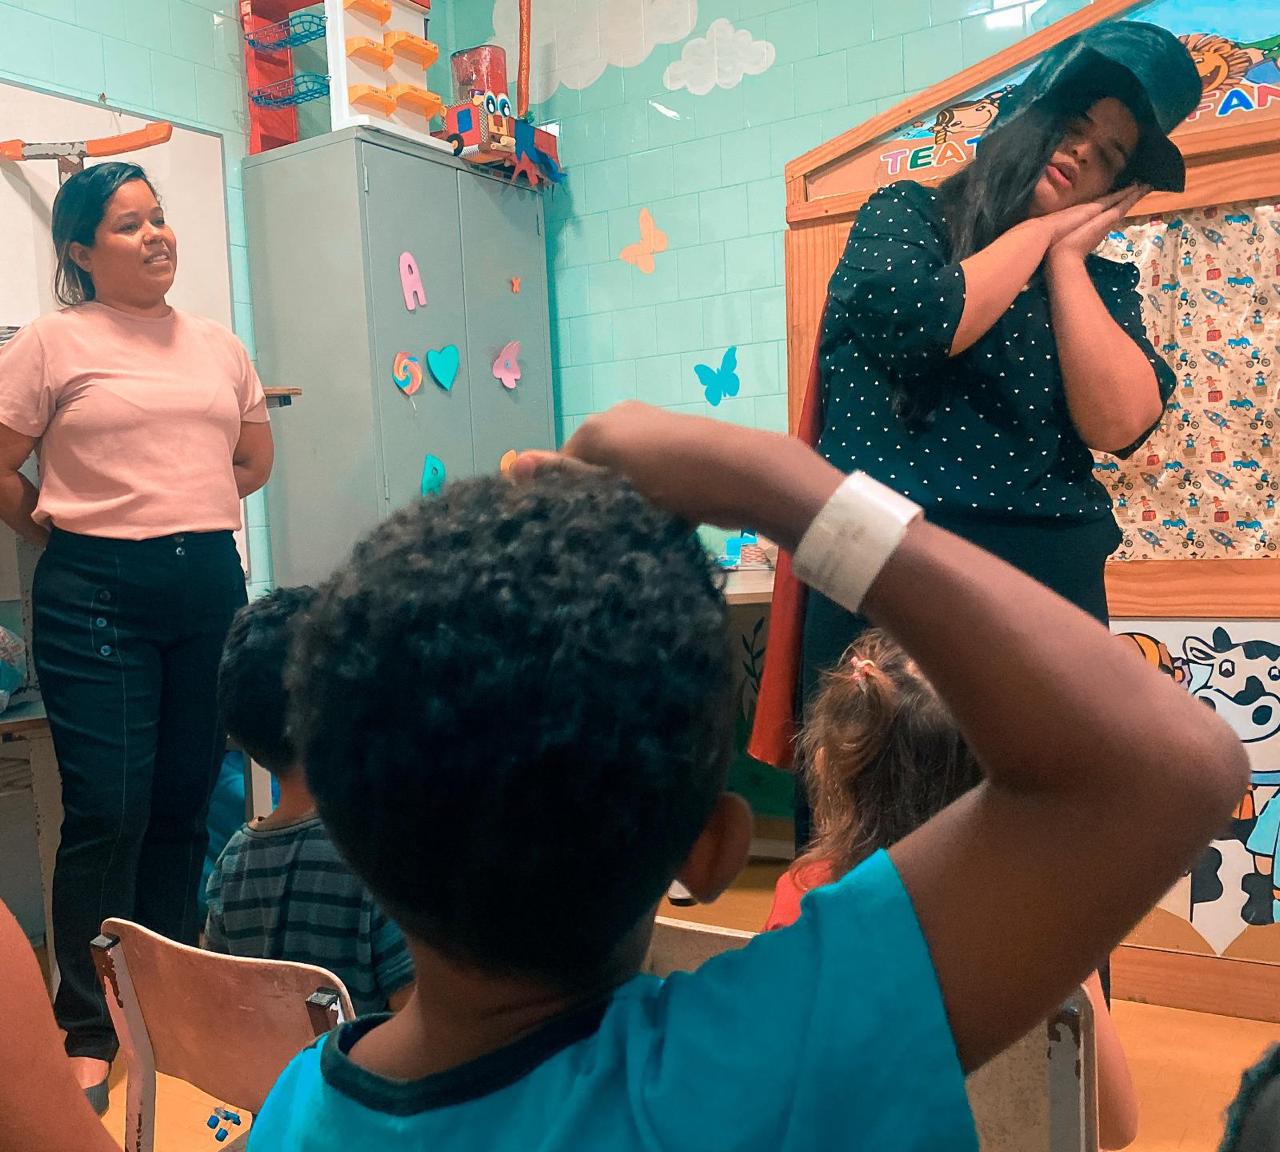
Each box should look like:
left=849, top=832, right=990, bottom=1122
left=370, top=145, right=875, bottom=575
left=542, top=403, right=1248, bottom=1073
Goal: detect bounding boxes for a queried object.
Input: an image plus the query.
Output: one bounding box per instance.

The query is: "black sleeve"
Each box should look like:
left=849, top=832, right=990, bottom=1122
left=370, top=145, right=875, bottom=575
left=1090, top=257, right=1177, bottom=460
left=821, top=182, right=967, bottom=384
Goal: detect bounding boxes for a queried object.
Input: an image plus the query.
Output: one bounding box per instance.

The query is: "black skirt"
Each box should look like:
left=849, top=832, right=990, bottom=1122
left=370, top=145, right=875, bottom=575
left=796, top=512, right=1119, bottom=846
left=800, top=512, right=1118, bottom=698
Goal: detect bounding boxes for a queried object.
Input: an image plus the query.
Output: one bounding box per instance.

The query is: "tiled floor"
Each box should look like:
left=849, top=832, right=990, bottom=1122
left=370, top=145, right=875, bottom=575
left=1113, top=999, right=1277, bottom=1152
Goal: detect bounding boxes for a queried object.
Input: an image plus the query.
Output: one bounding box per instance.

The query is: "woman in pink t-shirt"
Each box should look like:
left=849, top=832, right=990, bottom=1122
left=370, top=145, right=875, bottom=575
left=0, top=163, right=274, bottom=1109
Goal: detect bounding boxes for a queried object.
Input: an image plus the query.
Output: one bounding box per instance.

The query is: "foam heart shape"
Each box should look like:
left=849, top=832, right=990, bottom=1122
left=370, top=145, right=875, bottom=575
left=427, top=344, right=460, bottom=391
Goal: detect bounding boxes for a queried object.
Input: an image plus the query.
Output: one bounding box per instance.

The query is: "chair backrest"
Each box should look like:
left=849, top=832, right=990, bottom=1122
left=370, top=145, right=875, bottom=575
left=93, top=918, right=355, bottom=1117
left=964, top=989, right=1098, bottom=1152
left=645, top=915, right=756, bottom=977
left=644, top=915, right=1097, bottom=1152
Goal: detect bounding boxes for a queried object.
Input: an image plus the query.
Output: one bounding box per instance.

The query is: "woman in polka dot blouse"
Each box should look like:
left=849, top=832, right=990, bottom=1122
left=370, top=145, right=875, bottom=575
left=754, top=24, right=1204, bottom=850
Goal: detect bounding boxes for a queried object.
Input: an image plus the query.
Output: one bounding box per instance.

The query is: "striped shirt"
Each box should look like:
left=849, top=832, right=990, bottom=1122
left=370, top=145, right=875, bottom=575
left=205, top=816, right=413, bottom=1016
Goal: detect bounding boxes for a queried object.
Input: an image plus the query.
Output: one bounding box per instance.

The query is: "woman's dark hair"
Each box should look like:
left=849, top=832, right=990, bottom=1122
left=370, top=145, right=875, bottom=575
left=51, top=162, right=156, bottom=306
left=939, top=83, right=1128, bottom=260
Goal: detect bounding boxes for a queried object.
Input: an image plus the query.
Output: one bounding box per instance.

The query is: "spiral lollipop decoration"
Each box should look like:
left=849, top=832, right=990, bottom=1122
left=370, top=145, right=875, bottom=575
left=392, top=351, right=423, bottom=396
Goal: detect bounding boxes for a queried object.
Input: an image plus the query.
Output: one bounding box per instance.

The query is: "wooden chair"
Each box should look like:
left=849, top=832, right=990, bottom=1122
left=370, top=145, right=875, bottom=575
left=966, top=989, right=1099, bottom=1152
left=645, top=915, right=756, bottom=977
left=645, top=915, right=1098, bottom=1152
left=91, top=918, right=355, bottom=1152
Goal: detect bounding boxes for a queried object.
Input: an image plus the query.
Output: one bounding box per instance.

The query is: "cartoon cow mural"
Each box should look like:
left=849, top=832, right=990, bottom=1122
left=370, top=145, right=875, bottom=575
left=1186, top=628, right=1280, bottom=743
left=1182, top=628, right=1280, bottom=926
left=1123, top=627, right=1280, bottom=943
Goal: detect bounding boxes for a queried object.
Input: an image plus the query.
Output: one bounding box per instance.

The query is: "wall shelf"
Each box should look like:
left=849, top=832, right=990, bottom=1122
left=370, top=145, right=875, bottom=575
left=384, top=30, right=439, bottom=69
left=249, top=73, right=331, bottom=109
left=348, top=84, right=397, bottom=115
left=344, top=0, right=392, bottom=24
left=347, top=36, right=393, bottom=69
left=244, top=13, right=327, bottom=52
left=388, top=84, right=443, bottom=119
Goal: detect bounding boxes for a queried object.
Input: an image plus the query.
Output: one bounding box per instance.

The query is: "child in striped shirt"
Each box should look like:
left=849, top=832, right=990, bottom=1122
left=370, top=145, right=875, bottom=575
left=205, top=587, right=413, bottom=1015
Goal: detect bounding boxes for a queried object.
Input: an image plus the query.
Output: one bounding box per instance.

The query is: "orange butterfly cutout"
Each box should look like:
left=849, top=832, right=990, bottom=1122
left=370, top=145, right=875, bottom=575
left=619, top=208, right=668, bottom=274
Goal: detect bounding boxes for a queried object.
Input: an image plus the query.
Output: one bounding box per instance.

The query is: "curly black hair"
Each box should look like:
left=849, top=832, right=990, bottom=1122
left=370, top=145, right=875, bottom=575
left=218, top=586, right=317, bottom=775
left=290, top=471, right=734, bottom=986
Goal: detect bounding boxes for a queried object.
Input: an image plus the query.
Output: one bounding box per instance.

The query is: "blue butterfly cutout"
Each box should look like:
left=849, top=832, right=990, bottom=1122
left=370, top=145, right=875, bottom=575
left=695, top=346, right=740, bottom=407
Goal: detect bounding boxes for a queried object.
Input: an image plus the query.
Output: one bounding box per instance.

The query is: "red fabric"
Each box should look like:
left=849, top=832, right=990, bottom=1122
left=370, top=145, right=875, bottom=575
left=746, top=318, right=825, bottom=771
left=763, top=859, right=835, bottom=931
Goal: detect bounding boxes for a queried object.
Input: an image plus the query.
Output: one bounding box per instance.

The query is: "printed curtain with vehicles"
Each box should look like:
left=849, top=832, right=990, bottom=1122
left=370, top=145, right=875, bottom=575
left=1097, top=202, right=1279, bottom=559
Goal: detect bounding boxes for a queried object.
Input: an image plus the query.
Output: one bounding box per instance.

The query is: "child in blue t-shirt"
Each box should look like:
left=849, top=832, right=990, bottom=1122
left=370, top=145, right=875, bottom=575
left=250, top=404, right=1247, bottom=1151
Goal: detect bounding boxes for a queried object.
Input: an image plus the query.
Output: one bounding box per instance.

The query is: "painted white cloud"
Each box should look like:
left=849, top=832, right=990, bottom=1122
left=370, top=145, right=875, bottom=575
left=490, top=0, right=697, bottom=106
left=662, top=18, right=776, bottom=96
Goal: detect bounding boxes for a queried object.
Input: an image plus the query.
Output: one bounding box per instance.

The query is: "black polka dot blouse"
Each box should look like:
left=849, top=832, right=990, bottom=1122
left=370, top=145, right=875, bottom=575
left=816, top=180, right=1176, bottom=524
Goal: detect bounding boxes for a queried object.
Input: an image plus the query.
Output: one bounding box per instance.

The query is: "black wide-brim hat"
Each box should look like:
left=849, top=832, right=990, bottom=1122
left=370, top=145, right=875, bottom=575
left=989, top=21, right=1202, bottom=192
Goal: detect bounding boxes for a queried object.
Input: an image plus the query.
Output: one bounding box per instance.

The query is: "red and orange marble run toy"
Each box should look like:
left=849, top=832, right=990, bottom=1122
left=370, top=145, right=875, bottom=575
left=239, top=0, right=446, bottom=154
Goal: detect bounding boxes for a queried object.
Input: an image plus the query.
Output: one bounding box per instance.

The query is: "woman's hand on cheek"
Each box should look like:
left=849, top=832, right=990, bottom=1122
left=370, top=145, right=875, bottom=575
left=1047, top=184, right=1151, bottom=263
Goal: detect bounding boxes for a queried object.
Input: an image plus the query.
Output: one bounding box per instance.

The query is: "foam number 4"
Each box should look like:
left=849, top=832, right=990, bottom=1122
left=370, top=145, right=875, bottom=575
left=400, top=251, right=427, bottom=312
left=695, top=346, right=740, bottom=407
left=493, top=340, right=521, bottom=390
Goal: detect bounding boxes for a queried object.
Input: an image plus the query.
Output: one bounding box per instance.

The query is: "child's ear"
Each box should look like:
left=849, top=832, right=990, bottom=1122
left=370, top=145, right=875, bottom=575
left=675, top=793, right=752, bottom=903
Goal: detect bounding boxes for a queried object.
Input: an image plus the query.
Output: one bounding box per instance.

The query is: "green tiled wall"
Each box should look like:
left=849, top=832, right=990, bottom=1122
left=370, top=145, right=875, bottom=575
left=0, top=2, right=460, bottom=595
left=2, top=0, right=1091, bottom=595
left=447, top=0, right=1091, bottom=443
left=0, top=0, right=464, bottom=597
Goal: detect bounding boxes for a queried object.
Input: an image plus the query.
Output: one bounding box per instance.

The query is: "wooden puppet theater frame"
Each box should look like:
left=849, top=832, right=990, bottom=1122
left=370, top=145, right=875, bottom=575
left=782, top=0, right=1280, bottom=618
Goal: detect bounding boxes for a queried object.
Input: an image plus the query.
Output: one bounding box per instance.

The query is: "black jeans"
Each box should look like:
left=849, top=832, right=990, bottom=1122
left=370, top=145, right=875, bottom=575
left=34, top=528, right=246, bottom=1061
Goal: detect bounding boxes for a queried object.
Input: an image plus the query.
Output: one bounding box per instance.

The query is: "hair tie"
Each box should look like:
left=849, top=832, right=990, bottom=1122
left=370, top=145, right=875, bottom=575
left=847, top=658, right=876, bottom=685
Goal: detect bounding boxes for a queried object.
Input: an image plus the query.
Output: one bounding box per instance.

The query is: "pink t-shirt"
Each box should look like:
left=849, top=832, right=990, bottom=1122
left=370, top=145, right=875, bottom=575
left=0, top=302, right=268, bottom=540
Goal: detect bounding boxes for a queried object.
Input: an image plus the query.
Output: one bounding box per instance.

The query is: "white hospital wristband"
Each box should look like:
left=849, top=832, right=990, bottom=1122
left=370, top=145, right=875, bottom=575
left=792, top=472, right=922, bottom=613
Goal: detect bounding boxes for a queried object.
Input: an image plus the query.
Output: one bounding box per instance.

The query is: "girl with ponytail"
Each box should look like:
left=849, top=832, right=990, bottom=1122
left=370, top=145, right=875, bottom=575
left=766, top=630, right=1139, bottom=1150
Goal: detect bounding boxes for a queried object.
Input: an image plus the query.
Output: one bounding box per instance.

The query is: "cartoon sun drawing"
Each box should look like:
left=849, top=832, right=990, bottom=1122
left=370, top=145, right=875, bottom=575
left=1180, top=33, right=1266, bottom=95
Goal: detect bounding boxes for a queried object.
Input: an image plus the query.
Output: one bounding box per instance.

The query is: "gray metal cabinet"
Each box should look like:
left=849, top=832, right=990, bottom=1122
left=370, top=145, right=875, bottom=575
left=244, top=128, right=554, bottom=587
left=459, top=177, right=554, bottom=475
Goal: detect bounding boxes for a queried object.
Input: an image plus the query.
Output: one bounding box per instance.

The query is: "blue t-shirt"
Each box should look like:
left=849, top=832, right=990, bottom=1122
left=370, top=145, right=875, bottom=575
left=249, top=851, right=975, bottom=1150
